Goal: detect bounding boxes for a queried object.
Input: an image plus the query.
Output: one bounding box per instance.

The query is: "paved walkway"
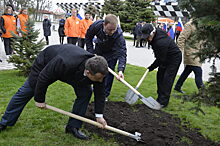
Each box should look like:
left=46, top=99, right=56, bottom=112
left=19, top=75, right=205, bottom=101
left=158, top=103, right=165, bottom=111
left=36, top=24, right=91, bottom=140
left=0, top=22, right=219, bottom=81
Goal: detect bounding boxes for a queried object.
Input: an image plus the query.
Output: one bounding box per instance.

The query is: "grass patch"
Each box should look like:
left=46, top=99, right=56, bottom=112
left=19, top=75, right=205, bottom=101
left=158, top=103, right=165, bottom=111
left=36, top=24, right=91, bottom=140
left=0, top=64, right=220, bottom=145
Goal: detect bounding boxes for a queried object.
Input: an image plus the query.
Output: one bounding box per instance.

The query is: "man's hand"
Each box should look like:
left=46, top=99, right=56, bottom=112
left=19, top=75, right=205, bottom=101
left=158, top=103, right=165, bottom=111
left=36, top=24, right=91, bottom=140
left=35, top=102, right=46, bottom=109
left=116, top=71, right=124, bottom=80
left=147, top=66, right=154, bottom=72
left=96, top=117, right=107, bottom=129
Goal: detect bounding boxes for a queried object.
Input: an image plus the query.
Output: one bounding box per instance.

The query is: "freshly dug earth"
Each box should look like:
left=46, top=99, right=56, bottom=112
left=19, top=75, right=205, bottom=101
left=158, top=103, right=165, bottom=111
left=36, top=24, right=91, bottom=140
left=85, top=101, right=219, bottom=146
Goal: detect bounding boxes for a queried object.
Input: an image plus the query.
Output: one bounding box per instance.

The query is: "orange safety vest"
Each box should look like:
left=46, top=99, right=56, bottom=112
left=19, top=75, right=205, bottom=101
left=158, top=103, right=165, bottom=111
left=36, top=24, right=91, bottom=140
left=17, top=14, right=28, bottom=32
left=64, top=16, right=81, bottom=37
left=1, top=15, right=17, bottom=38
left=80, top=19, right=93, bottom=38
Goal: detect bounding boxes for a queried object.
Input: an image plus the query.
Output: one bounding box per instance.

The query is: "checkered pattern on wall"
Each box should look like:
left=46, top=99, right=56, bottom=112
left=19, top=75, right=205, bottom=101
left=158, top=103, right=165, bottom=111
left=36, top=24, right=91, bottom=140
left=56, top=2, right=103, bottom=13
left=151, top=2, right=190, bottom=17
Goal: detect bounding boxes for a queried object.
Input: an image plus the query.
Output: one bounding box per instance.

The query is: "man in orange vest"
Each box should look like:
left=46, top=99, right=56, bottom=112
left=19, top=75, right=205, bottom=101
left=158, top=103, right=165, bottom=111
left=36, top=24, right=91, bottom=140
left=64, top=8, right=81, bottom=45
left=17, top=8, right=29, bottom=36
left=0, top=6, right=17, bottom=56
left=78, top=12, right=93, bottom=49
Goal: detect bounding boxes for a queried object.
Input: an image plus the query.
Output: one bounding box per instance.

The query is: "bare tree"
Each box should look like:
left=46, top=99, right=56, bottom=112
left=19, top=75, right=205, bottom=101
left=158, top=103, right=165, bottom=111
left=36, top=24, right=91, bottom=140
left=34, top=0, right=52, bottom=21
left=2, top=0, right=52, bottom=21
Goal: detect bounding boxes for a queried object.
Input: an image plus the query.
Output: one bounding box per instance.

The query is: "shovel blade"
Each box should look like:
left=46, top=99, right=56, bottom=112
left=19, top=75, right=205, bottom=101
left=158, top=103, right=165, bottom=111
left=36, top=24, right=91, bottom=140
left=140, top=96, right=162, bottom=110
left=125, top=89, right=139, bottom=104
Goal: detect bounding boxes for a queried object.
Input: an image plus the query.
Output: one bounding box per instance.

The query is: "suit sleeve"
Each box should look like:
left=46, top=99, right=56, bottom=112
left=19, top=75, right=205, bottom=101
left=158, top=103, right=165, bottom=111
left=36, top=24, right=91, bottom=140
left=149, top=41, right=169, bottom=70
left=93, top=82, right=105, bottom=114
left=34, top=57, right=65, bottom=103
left=85, top=23, right=96, bottom=54
left=117, top=33, right=127, bottom=72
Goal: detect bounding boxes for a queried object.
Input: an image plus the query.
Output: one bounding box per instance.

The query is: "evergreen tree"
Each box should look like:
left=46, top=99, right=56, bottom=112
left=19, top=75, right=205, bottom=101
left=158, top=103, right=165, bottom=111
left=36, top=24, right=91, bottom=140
left=101, top=0, right=124, bottom=16
left=102, top=0, right=155, bottom=32
left=85, top=5, right=100, bottom=18
left=9, top=19, right=45, bottom=76
left=179, top=0, right=220, bottom=61
left=179, top=0, right=220, bottom=107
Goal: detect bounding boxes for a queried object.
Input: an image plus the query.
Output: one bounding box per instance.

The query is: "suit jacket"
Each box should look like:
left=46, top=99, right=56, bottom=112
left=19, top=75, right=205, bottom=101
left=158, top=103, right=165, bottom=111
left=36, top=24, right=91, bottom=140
left=28, top=44, right=105, bottom=114
left=149, top=28, right=181, bottom=70
left=85, top=20, right=127, bottom=72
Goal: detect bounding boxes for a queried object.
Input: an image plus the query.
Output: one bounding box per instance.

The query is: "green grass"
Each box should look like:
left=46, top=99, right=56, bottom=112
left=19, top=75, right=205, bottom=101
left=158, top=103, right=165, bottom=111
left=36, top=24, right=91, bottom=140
left=0, top=64, right=220, bottom=145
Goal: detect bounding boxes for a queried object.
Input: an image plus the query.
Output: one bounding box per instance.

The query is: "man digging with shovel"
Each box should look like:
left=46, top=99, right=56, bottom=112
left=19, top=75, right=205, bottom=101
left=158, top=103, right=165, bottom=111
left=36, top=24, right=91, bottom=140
left=0, top=44, right=108, bottom=140
left=142, top=23, right=182, bottom=108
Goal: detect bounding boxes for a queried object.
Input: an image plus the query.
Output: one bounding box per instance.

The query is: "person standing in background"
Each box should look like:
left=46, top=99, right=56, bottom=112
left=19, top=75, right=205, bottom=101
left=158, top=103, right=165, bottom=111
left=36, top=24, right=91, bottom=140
left=135, top=21, right=142, bottom=48
left=174, top=20, right=204, bottom=93
left=0, top=6, right=17, bottom=56
left=132, top=23, right=138, bottom=46
left=64, top=8, right=81, bottom=45
left=78, top=12, right=93, bottom=49
left=43, top=15, right=51, bottom=45
left=17, top=8, right=29, bottom=36
left=58, top=15, right=65, bottom=44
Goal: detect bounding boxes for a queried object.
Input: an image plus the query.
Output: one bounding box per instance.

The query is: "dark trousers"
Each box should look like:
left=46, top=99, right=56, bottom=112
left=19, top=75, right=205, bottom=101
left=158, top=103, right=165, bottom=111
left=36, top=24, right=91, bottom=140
left=104, top=58, right=118, bottom=98
left=3, top=37, right=13, bottom=55
left=0, top=79, right=92, bottom=129
left=175, top=65, right=204, bottom=89
left=133, top=34, right=137, bottom=46
left=0, top=80, right=34, bottom=126
left=59, top=36, right=64, bottom=44
left=78, top=38, right=85, bottom=49
left=45, top=36, right=49, bottom=45
left=67, top=37, right=78, bottom=45
left=68, top=84, right=92, bottom=128
left=156, top=53, right=182, bottom=106
left=136, top=35, right=141, bottom=47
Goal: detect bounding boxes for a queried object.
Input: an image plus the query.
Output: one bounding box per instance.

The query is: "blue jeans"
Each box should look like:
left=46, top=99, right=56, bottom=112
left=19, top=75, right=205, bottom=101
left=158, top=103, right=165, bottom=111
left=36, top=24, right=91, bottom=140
left=175, top=65, right=204, bottom=89
left=0, top=80, right=34, bottom=126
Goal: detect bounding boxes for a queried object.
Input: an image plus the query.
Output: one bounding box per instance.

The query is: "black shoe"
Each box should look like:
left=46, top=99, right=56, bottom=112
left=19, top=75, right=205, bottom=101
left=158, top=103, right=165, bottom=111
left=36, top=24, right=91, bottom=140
left=174, top=88, right=185, bottom=94
left=65, top=126, right=89, bottom=140
left=0, top=124, right=7, bottom=132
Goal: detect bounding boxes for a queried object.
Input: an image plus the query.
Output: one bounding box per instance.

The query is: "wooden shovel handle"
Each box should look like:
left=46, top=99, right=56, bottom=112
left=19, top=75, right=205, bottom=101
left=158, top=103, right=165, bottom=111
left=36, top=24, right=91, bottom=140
left=136, top=69, right=149, bottom=88
left=46, top=104, right=133, bottom=137
left=108, top=68, right=141, bottom=96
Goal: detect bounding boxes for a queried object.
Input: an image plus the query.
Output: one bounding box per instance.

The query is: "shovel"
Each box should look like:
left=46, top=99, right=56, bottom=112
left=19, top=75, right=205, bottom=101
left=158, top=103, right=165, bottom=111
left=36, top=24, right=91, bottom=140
left=46, top=104, right=143, bottom=142
left=125, top=69, right=149, bottom=104
left=108, top=67, right=161, bottom=110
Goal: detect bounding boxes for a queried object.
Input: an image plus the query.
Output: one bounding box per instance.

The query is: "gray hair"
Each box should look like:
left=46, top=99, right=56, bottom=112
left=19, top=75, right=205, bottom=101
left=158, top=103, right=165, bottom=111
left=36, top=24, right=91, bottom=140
left=85, top=56, right=108, bottom=75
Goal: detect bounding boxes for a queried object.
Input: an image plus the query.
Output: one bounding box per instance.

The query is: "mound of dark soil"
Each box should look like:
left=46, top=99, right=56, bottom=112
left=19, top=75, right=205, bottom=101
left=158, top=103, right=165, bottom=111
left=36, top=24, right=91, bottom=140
left=85, top=101, right=219, bottom=146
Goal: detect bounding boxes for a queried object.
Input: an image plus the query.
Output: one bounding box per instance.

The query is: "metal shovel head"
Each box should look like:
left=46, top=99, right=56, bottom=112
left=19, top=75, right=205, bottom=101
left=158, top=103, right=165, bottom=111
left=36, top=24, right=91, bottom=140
left=140, top=96, right=162, bottom=110
left=125, top=89, right=139, bottom=104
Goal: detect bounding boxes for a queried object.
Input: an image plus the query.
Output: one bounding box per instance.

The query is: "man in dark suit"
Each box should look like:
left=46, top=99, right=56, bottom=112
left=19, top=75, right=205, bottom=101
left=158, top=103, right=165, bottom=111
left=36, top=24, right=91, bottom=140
left=0, top=44, right=108, bottom=140
left=85, top=14, right=127, bottom=101
left=142, top=23, right=182, bottom=108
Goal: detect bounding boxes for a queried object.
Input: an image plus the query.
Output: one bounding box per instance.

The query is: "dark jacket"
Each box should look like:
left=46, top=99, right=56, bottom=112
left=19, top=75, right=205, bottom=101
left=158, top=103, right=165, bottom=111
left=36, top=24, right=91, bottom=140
left=58, top=19, right=65, bottom=37
left=28, top=44, right=105, bottom=114
left=149, top=28, right=181, bottom=70
left=43, top=19, right=51, bottom=36
left=85, top=20, right=127, bottom=72
left=136, top=23, right=142, bottom=36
